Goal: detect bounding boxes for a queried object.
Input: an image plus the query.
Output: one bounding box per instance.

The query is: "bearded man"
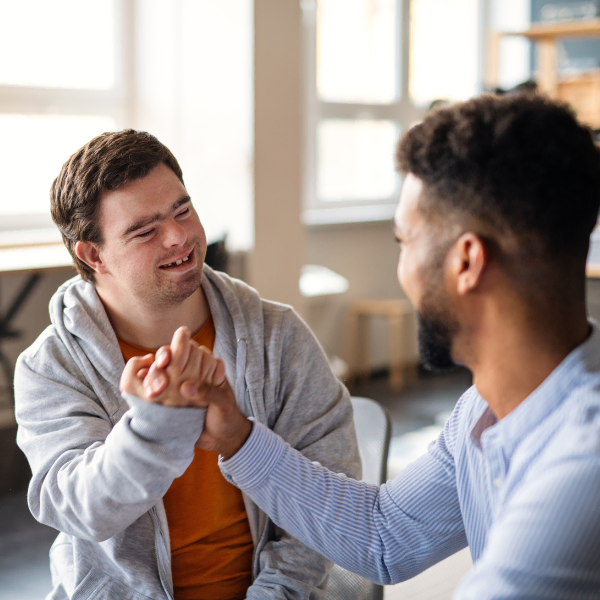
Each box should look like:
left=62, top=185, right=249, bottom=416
left=134, top=93, right=600, bottom=599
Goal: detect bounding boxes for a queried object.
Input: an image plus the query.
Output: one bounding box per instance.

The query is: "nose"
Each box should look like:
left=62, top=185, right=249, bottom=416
left=162, top=218, right=187, bottom=247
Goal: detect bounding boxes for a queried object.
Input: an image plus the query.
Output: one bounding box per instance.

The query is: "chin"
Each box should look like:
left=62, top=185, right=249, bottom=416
left=176, top=269, right=203, bottom=298
left=417, top=312, right=458, bottom=372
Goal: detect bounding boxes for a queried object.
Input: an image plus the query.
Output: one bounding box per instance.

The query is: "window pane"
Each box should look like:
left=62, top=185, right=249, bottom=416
left=0, top=0, right=115, bottom=90
left=0, top=115, right=116, bottom=216
left=317, top=0, right=398, bottom=103
left=180, top=0, right=254, bottom=251
left=317, top=120, right=398, bottom=201
left=409, top=0, right=480, bottom=105
left=492, top=0, right=531, bottom=89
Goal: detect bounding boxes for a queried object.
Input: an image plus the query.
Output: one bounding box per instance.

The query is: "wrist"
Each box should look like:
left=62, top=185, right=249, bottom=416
left=221, top=419, right=253, bottom=460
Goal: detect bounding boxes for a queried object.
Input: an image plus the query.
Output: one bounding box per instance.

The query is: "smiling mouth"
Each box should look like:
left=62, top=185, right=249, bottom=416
left=159, top=250, right=193, bottom=269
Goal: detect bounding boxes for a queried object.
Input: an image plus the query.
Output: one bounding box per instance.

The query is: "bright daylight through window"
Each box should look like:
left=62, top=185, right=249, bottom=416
left=0, top=0, right=121, bottom=224
left=306, top=0, right=481, bottom=224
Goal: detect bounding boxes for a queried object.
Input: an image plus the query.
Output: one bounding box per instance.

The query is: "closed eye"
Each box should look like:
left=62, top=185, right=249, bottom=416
left=176, top=207, right=190, bottom=218
left=136, top=229, right=155, bottom=238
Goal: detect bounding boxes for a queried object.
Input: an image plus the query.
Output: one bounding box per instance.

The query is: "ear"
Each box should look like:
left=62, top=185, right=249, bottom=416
left=75, top=241, right=109, bottom=275
left=447, top=233, right=487, bottom=296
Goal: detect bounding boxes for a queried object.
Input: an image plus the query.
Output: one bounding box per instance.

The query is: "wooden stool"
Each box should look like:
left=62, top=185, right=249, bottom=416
left=345, top=299, right=413, bottom=391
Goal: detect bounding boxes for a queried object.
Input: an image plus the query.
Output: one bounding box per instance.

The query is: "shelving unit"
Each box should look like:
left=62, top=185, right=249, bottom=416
left=489, top=18, right=600, bottom=128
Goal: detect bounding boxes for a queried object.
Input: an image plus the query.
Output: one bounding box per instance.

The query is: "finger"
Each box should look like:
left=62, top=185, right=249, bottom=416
left=212, top=359, right=227, bottom=387
left=120, top=354, right=154, bottom=397
left=180, top=378, right=204, bottom=400
left=200, top=352, right=218, bottom=386
left=179, top=348, right=217, bottom=395
left=155, top=346, right=171, bottom=369
left=180, top=361, right=231, bottom=401
left=180, top=340, right=204, bottom=382
left=169, top=326, right=192, bottom=375
left=136, top=367, right=149, bottom=379
left=194, top=346, right=221, bottom=386
left=120, top=354, right=154, bottom=390
left=144, top=361, right=169, bottom=398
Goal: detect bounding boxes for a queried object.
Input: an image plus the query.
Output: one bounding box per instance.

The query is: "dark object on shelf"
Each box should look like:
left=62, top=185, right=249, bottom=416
left=204, top=238, right=229, bottom=273
left=493, top=79, right=539, bottom=96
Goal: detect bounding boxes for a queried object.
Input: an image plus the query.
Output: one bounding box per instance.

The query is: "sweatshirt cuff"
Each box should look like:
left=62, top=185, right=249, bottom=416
left=220, top=421, right=286, bottom=490
left=122, top=392, right=206, bottom=448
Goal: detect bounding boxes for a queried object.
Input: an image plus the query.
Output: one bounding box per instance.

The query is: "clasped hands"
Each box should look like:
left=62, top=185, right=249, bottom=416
left=120, top=326, right=252, bottom=459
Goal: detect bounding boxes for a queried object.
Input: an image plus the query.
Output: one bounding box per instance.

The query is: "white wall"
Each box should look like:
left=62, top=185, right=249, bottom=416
left=305, top=220, right=418, bottom=369
left=133, top=0, right=254, bottom=251
left=248, top=0, right=306, bottom=312
left=491, top=0, right=532, bottom=89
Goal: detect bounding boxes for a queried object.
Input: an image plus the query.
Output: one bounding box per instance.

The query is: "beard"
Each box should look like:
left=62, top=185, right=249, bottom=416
left=417, top=291, right=459, bottom=372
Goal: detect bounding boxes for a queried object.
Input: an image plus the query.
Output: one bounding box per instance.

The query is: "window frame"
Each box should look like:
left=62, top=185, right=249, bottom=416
left=0, top=0, right=133, bottom=231
left=302, top=0, right=488, bottom=226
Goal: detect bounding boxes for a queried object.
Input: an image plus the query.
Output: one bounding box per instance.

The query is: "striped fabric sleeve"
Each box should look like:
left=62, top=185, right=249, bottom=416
left=221, top=421, right=467, bottom=585
left=455, top=455, right=600, bottom=599
left=219, top=420, right=286, bottom=489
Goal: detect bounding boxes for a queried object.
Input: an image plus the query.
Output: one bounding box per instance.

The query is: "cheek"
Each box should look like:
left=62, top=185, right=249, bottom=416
left=397, top=249, right=411, bottom=291
left=396, top=252, right=404, bottom=287
left=189, top=209, right=205, bottom=238
left=398, top=249, right=422, bottom=307
left=124, top=245, right=156, bottom=272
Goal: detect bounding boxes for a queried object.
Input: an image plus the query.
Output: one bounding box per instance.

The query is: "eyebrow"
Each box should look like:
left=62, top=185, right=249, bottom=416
left=122, top=196, right=191, bottom=238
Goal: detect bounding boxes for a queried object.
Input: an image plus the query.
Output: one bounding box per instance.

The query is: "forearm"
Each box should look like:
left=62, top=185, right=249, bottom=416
left=222, top=423, right=421, bottom=585
left=21, top=393, right=205, bottom=541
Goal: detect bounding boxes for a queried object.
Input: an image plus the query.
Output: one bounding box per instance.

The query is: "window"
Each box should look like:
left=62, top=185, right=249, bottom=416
left=303, top=0, right=483, bottom=225
left=0, top=0, right=130, bottom=229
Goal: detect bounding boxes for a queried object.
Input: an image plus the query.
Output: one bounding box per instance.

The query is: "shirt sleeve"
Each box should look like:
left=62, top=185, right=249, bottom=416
left=244, top=306, right=362, bottom=599
left=222, top=420, right=467, bottom=586
left=454, top=454, right=600, bottom=599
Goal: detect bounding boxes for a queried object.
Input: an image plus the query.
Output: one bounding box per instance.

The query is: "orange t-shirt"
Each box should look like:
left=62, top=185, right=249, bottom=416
left=119, top=318, right=254, bottom=600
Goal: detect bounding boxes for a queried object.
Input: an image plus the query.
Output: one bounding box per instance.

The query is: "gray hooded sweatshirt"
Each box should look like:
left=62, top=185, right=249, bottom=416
left=15, top=265, right=360, bottom=600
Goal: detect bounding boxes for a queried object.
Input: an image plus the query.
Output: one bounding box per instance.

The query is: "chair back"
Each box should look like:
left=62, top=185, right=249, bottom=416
left=326, top=396, right=391, bottom=600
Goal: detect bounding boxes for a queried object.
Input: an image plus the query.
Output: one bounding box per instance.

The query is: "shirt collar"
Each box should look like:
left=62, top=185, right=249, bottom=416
left=471, top=321, right=600, bottom=451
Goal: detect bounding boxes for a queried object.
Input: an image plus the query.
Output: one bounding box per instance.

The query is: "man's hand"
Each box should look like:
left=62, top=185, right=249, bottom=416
left=180, top=371, right=252, bottom=459
left=125, top=327, right=253, bottom=458
left=120, top=326, right=222, bottom=408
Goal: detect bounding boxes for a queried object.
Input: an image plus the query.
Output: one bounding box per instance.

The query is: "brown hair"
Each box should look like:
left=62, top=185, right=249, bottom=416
left=50, top=129, right=184, bottom=282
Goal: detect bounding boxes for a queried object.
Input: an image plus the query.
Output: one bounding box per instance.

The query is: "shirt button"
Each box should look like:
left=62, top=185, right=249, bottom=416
left=493, top=477, right=503, bottom=489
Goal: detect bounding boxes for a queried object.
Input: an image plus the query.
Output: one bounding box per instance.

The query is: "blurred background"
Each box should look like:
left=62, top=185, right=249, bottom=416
left=1, top=1, right=600, bottom=598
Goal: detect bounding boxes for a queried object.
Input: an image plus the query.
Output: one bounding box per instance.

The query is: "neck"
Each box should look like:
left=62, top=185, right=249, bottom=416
left=96, top=286, right=210, bottom=349
left=462, top=297, right=589, bottom=420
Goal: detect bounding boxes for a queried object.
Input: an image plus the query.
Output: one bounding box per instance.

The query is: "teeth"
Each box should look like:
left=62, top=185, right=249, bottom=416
left=163, top=254, right=190, bottom=268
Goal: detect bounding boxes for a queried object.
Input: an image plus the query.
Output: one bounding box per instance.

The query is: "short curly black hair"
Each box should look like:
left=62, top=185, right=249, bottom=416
left=396, top=93, right=600, bottom=261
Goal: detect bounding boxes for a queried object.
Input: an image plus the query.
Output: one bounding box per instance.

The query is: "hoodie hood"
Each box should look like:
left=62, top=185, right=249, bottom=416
left=47, top=265, right=269, bottom=422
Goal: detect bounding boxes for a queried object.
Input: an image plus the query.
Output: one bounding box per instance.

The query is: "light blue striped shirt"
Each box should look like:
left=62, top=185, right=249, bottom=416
left=222, top=325, right=600, bottom=599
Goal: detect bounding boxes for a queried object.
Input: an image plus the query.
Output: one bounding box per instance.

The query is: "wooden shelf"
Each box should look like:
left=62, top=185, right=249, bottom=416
left=502, top=18, right=600, bottom=41
left=490, top=19, right=600, bottom=128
